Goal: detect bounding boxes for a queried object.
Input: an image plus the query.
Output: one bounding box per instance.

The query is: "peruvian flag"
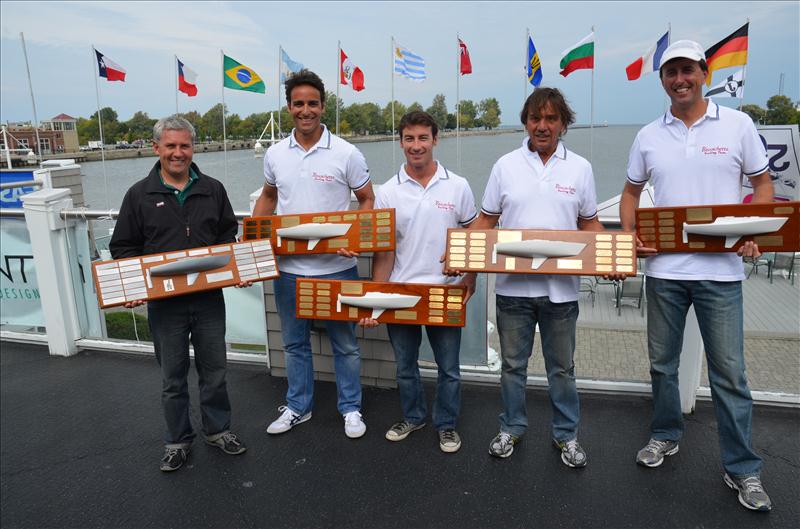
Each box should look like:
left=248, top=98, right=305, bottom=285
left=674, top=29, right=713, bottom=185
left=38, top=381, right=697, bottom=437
left=340, top=49, right=365, bottom=91
left=95, top=49, right=126, bottom=82
left=626, top=31, right=669, bottom=81
left=459, top=38, right=472, bottom=75
left=177, top=58, right=198, bottom=97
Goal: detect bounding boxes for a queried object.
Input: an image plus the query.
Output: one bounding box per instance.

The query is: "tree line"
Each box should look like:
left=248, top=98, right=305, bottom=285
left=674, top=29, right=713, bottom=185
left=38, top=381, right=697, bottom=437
left=76, top=93, right=503, bottom=144
left=741, top=95, right=800, bottom=125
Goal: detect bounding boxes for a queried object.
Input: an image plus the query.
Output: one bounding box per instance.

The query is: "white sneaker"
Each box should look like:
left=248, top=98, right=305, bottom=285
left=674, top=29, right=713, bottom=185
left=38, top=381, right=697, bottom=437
left=344, top=411, right=366, bottom=439
left=267, top=405, right=311, bottom=434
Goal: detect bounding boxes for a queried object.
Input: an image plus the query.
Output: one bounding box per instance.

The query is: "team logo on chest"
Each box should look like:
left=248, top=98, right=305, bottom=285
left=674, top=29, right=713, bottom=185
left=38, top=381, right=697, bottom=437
left=434, top=200, right=455, bottom=211
left=555, top=184, right=576, bottom=195
left=701, top=145, right=729, bottom=156
left=312, top=171, right=335, bottom=183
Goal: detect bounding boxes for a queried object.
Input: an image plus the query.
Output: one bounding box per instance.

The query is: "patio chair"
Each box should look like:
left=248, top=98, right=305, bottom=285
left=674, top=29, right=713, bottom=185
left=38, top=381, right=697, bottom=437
left=616, top=273, right=645, bottom=316
left=579, top=277, right=596, bottom=307
left=746, top=252, right=774, bottom=279
left=771, top=252, right=796, bottom=285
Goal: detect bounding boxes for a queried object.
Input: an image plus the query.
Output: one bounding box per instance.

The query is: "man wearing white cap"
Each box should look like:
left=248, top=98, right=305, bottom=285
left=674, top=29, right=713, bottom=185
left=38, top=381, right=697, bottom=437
left=619, top=40, right=773, bottom=512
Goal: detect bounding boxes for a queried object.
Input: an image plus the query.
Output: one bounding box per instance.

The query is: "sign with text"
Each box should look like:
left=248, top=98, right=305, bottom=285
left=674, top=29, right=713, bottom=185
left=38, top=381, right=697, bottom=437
left=0, top=218, right=45, bottom=326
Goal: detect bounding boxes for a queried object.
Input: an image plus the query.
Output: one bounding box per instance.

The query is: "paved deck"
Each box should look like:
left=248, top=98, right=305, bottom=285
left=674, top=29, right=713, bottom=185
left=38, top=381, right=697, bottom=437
left=2, top=342, right=799, bottom=529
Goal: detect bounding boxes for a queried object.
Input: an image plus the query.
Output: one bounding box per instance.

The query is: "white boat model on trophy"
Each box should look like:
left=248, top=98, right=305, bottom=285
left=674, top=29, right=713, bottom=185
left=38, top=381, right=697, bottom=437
left=492, top=239, right=587, bottom=269
left=336, top=292, right=422, bottom=319
left=682, top=216, right=789, bottom=248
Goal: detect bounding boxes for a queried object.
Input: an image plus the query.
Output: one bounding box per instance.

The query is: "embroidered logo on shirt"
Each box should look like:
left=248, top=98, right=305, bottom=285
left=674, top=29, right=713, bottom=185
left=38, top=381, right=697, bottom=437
left=701, top=146, right=729, bottom=155
left=555, top=184, right=576, bottom=195
left=434, top=200, right=455, bottom=211
left=156, top=201, right=165, bottom=207
left=312, top=172, right=334, bottom=183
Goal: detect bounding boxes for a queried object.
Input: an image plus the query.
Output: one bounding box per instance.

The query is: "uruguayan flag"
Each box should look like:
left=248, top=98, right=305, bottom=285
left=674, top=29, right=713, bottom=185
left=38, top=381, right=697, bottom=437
left=394, top=45, right=426, bottom=82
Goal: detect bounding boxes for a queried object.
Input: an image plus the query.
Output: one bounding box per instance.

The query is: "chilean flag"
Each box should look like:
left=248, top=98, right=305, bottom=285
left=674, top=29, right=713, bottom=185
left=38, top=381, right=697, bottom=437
left=177, top=58, right=198, bottom=97
left=625, top=31, right=669, bottom=81
left=95, top=49, right=126, bottom=82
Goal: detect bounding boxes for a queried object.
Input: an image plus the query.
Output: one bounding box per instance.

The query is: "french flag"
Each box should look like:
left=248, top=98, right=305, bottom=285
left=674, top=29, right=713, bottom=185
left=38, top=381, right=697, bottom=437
left=95, top=49, right=126, bottom=82
left=177, top=58, right=198, bottom=97
left=626, top=32, right=669, bottom=81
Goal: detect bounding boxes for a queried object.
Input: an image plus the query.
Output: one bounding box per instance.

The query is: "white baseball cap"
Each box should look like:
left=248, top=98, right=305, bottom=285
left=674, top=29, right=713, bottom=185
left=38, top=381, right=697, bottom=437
left=659, top=40, right=706, bottom=68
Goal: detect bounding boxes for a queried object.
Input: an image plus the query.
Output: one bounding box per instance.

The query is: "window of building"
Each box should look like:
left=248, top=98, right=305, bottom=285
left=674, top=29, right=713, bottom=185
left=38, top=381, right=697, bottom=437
left=17, top=138, right=29, bottom=149
left=39, top=137, right=51, bottom=154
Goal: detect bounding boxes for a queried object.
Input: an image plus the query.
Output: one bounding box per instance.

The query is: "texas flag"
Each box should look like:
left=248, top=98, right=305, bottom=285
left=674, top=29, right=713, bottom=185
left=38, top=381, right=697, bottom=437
left=625, top=31, right=669, bottom=81
left=95, top=49, right=126, bottom=82
left=340, top=49, right=365, bottom=91
left=177, top=58, right=198, bottom=97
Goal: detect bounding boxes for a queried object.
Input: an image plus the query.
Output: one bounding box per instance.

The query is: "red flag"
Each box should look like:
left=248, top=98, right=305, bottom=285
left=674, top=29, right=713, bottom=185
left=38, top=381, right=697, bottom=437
left=177, top=58, right=198, bottom=97
left=340, top=49, right=365, bottom=91
left=459, top=38, right=472, bottom=75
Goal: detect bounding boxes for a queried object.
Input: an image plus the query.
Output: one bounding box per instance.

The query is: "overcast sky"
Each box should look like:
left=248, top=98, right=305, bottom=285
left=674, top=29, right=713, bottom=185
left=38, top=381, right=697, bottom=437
left=1, top=1, right=798, bottom=126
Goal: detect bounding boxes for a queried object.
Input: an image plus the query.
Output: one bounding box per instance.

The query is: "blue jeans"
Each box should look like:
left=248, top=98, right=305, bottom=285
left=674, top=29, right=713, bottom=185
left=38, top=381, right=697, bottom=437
left=387, top=324, right=462, bottom=430
left=147, top=290, right=231, bottom=447
left=274, top=267, right=362, bottom=415
left=496, top=295, right=580, bottom=441
left=646, top=277, right=762, bottom=477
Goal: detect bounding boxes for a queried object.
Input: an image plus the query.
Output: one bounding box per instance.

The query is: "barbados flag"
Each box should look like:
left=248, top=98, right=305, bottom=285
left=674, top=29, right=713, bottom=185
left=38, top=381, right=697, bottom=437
left=223, top=54, right=265, bottom=93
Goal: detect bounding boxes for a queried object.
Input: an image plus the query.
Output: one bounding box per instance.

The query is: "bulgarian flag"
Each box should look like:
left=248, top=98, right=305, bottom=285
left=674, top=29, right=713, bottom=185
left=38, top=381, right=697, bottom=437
left=704, top=23, right=749, bottom=86
left=560, top=32, right=594, bottom=77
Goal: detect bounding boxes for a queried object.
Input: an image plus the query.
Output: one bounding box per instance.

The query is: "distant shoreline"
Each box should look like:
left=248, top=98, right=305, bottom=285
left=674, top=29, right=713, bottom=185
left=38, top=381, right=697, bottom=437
left=24, top=123, right=607, bottom=164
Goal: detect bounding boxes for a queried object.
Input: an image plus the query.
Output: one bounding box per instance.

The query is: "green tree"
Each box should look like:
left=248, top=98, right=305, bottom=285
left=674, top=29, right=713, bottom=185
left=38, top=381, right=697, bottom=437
left=407, top=101, right=423, bottom=113
left=478, top=98, right=502, bottom=129
left=446, top=113, right=457, bottom=130
left=321, top=91, right=344, bottom=132
left=179, top=111, right=203, bottom=141
left=457, top=99, right=477, bottom=129
left=201, top=103, right=225, bottom=141
left=382, top=101, right=407, bottom=134
left=124, top=111, right=157, bottom=142
left=766, top=95, right=798, bottom=125
left=741, top=104, right=767, bottom=124
left=426, top=94, right=449, bottom=130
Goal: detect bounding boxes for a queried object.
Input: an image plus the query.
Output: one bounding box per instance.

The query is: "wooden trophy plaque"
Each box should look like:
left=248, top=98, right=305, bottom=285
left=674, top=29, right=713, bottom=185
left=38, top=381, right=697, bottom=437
left=444, top=229, right=638, bottom=275
left=295, top=279, right=468, bottom=327
left=242, top=208, right=396, bottom=255
left=93, top=239, right=278, bottom=309
left=636, top=201, right=800, bottom=253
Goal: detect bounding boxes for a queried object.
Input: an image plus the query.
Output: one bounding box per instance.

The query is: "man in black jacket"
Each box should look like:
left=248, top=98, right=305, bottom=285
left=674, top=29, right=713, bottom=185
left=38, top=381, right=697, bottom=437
left=110, top=115, right=247, bottom=472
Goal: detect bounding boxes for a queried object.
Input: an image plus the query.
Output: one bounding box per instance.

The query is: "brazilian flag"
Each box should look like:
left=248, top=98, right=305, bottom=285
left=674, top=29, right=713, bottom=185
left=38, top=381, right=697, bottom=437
left=223, top=54, right=265, bottom=93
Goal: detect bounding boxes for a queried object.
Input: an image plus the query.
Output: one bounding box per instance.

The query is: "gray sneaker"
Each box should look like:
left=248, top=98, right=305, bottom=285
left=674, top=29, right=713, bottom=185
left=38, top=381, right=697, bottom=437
left=385, top=420, right=426, bottom=441
left=554, top=438, right=588, bottom=468
left=724, top=473, right=772, bottom=512
left=160, top=446, right=188, bottom=472
left=636, top=438, right=679, bottom=467
left=438, top=429, right=462, bottom=453
left=488, top=432, right=519, bottom=458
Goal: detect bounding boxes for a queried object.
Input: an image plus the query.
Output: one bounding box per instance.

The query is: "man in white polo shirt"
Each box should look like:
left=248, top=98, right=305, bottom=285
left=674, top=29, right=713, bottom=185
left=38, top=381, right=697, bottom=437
left=620, top=40, right=773, bottom=512
left=362, top=111, right=477, bottom=453
left=468, top=88, right=603, bottom=467
left=252, top=69, right=375, bottom=439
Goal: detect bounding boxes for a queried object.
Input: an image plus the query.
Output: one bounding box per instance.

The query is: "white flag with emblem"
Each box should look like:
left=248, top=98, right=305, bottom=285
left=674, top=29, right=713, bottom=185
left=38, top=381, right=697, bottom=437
left=705, top=69, right=744, bottom=98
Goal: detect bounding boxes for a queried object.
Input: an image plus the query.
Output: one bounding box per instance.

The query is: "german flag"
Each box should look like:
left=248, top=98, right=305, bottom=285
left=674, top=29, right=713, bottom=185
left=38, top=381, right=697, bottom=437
left=704, top=23, right=748, bottom=86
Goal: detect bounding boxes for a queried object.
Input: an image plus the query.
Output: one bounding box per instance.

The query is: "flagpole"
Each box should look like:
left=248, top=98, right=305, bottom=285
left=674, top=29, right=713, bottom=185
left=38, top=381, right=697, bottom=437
left=391, top=36, right=396, bottom=170
left=20, top=33, right=41, bottom=163
left=277, top=45, right=282, bottom=135
left=456, top=33, right=461, bottom=171
left=336, top=40, right=341, bottom=135
left=663, top=23, right=672, bottom=113
left=174, top=55, right=179, bottom=115
left=589, top=26, right=595, bottom=164
left=220, top=50, right=228, bottom=180
left=524, top=28, right=529, bottom=102
left=739, top=18, right=749, bottom=111
left=91, top=45, right=110, bottom=209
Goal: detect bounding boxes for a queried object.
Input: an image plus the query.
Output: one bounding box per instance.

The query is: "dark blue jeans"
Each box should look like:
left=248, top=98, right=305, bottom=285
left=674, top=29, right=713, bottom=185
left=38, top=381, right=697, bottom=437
left=147, top=290, right=231, bottom=447
left=387, top=324, right=462, bottom=430
left=496, top=294, right=580, bottom=441
left=646, top=277, right=762, bottom=477
left=274, top=267, right=362, bottom=415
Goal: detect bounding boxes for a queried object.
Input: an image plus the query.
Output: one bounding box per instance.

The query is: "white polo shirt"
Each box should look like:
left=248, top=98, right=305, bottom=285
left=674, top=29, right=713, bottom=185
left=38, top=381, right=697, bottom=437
left=376, top=162, right=477, bottom=284
left=264, top=125, right=371, bottom=275
left=481, top=138, right=598, bottom=302
left=627, top=100, right=769, bottom=281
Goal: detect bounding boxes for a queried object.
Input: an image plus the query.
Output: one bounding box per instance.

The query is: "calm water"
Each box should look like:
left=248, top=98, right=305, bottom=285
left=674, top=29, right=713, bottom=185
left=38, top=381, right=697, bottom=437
left=80, top=125, right=640, bottom=212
